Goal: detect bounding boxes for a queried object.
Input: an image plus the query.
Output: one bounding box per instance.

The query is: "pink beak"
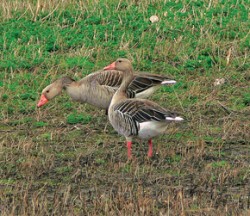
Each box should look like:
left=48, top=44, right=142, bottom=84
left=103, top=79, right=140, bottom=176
left=104, top=62, right=116, bottom=70
left=37, top=94, right=49, bottom=107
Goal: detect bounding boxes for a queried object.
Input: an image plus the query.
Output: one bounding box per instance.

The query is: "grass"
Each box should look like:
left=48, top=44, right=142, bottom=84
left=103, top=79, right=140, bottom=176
left=0, top=0, right=249, bottom=215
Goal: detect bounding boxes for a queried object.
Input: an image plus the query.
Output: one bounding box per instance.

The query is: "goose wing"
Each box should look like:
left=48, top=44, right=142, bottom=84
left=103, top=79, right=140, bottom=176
left=113, top=99, right=178, bottom=123
left=87, top=70, right=136, bottom=98
left=87, top=70, right=173, bottom=98
left=111, top=99, right=180, bottom=137
left=88, top=70, right=123, bottom=87
left=128, top=73, right=172, bottom=94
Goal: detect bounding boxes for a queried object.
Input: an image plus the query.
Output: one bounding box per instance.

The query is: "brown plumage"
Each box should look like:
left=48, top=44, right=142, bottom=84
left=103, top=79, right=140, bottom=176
left=105, top=58, right=183, bottom=159
left=37, top=69, right=176, bottom=109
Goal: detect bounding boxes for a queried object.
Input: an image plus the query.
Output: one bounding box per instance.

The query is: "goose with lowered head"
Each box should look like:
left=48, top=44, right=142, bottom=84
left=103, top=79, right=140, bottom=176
left=37, top=69, right=176, bottom=110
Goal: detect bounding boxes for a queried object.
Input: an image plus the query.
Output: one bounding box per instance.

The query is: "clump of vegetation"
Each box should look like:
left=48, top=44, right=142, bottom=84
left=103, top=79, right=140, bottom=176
left=243, top=93, right=250, bottom=106
left=66, top=113, right=92, bottom=124
left=33, top=121, right=48, bottom=128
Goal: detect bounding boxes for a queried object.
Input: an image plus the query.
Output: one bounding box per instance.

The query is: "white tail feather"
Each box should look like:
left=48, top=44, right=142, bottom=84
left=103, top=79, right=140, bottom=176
left=166, top=116, right=184, bottom=121
left=161, top=80, right=176, bottom=85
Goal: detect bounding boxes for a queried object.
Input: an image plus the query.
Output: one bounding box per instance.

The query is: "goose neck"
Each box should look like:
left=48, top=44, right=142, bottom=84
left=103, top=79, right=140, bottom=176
left=61, top=76, right=75, bottom=88
left=118, top=70, right=133, bottom=93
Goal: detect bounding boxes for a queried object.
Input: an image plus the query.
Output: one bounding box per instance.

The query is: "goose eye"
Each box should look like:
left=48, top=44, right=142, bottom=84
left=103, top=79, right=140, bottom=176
left=46, top=90, right=50, bottom=93
left=118, top=60, right=122, bottom=63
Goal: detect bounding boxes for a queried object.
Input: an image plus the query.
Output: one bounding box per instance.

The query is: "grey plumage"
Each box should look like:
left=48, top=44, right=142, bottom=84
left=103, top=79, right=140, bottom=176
left=105, top=58, right=183, bottom=158
left=38, top=69, right=176, bottom=110
left=110, top=98, right=181, bottom=137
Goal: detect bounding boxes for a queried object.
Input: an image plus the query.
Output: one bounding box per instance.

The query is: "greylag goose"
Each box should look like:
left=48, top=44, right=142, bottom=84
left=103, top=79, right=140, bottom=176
left=37, top=69, right=176, bottom=109
left=104, top=58, right=183, bottom=159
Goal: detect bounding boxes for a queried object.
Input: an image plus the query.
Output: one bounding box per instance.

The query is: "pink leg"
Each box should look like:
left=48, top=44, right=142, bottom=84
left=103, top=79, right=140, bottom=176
left=148, top=139, right=153, bottom=157
left=127, top=141, right=132, bottom=159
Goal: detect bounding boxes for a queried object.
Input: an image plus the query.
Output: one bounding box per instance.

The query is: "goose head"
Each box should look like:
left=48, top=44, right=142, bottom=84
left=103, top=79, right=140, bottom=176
left=104, top=58, right=133, bottom=72
left=37, top=80, right=62, bottom=107
left=37, top=76, right=74, bottom=107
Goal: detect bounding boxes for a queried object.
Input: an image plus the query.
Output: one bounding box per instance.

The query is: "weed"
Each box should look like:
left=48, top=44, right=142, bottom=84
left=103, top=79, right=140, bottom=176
left=66, top=113, right=92, bottom=124
left=211, top=160, right=229, bottom=168
left=33, top=121, right=48, bottom=128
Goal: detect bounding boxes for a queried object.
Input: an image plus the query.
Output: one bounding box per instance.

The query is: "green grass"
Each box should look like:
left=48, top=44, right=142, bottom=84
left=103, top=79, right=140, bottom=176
left=0, top=0, right=249, bottom=215
left=66, top=113, right=92, bottom=124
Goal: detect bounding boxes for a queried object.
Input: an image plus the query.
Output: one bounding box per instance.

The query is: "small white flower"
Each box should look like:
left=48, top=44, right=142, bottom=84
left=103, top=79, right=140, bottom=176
left=150, top=15, right=159, bottom=23
left=214, top=78, right=225, bottom=86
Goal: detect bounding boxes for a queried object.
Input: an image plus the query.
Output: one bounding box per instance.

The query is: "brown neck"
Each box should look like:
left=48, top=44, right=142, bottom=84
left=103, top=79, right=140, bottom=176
left=61, top=76, right=75, bottom=88
left=117, top=69, right=133, bottom=94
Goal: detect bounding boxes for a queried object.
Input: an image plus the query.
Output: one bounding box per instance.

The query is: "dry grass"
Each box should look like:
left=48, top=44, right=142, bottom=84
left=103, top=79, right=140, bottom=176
left=1, top=109, right=249, bottom=215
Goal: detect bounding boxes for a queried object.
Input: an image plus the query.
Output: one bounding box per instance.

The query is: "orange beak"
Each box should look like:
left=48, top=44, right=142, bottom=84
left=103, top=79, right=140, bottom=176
left=103, top=62, right=116, bottom=70
left=37, top=94, right=48, bottom=107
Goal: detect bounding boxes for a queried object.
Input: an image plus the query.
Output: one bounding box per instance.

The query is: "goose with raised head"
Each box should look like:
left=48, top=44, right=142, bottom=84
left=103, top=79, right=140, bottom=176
left=104, top=58, right=183, bottom=159
left=37, top=69, right=176, bottom=109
